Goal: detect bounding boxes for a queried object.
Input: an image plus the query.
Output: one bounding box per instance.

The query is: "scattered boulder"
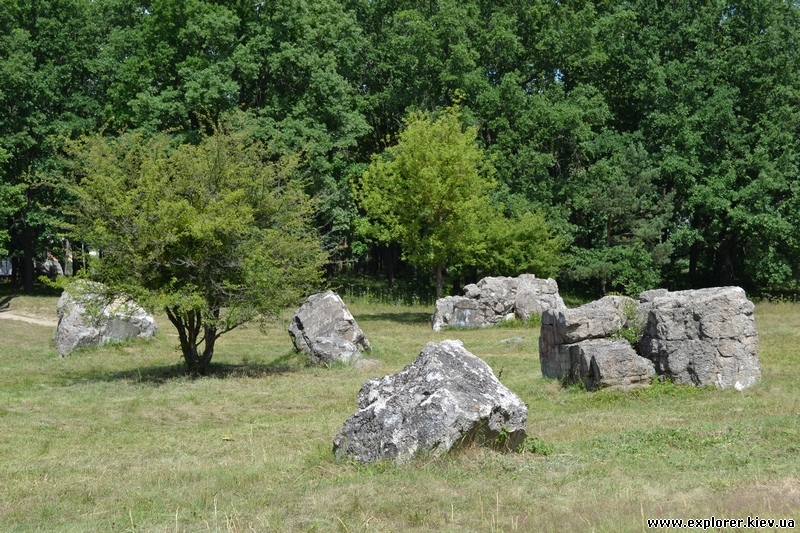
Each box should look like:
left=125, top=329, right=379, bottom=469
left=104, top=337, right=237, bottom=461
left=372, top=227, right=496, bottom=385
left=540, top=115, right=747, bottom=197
left=307, top=337, right=361, bottom=366
left=36, top=254, right=64, bottom=279
left=289, top=291, right=370, bottom=366
left=333, top=340, right=528, bottom=464
left=538, top=286, right=761, bottom=391
left=54, top=281, right=157, bottom=357
left=638, top=287, right=760, bottom=389
left=539, top=296, right=639, bottom=381
left=514, top=274, right=567, bottom=320
left=431, top=274, right=565, bottom=331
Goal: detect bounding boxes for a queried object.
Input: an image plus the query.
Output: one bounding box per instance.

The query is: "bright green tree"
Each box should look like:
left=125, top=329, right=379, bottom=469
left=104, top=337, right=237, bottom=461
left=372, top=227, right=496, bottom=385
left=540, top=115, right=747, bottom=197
left=355, top=105, right=495, bottom=298
left=70, top=120, right=327, bottom=375
left=472, top=210, right=566, bottom=280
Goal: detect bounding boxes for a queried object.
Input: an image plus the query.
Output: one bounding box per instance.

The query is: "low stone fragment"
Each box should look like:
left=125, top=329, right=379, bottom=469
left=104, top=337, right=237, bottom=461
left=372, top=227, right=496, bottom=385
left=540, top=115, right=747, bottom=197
left=565, top=339, right=655, bottom=390
left=431, top=274, right=565, bottom=331
left=539, top=296, right=636, bottom=379
left=333, top=340, right=528, bottom=464
left=353, top=359, right=380, bottom=373
left=307, top=337, right=361, bottom=366
left=54, top=281, right=157, bottom=357
left=289, top=291, right=370, bottom=365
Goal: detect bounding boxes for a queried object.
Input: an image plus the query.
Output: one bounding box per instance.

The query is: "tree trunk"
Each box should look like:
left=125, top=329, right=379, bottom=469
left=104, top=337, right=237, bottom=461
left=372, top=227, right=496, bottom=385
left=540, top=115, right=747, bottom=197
left=435, top=264, right=444, bottom=299
left=165, top=307, right=217, bottom=376
left=21, top=216, right=34, bottom=292
left=386, top=243, right=395, bottom=293
left=716, top=238, right=736, bottom=286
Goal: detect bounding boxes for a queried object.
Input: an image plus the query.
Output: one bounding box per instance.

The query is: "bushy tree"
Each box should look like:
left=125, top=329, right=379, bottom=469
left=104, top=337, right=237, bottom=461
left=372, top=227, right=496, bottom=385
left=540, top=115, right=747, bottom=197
left=565, top=139, right=673, bottom=295
left=473, top=210, right=566, bottom=280
left=70, top=121, right=327, bottom=374
left=354, top=105, right=495, bottom=297
left=0, top=0, right=104, bottom=289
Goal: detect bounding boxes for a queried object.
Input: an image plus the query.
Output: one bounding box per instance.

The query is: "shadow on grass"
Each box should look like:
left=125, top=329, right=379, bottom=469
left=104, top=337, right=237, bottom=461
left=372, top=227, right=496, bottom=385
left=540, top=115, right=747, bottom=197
left=0, top=284, right=61, bottom=298
left=0, top=295, right=11, bottom=310
left=63, top=350, right=308, bottom=386
left=355, top=312, right=431, bottom=326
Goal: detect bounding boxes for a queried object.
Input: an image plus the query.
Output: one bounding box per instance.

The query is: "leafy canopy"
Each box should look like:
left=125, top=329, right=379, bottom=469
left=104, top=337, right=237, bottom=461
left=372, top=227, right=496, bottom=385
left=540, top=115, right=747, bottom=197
left=355, top=105, right=495, bottom=297
left=70, top=119, right=327, bottom=374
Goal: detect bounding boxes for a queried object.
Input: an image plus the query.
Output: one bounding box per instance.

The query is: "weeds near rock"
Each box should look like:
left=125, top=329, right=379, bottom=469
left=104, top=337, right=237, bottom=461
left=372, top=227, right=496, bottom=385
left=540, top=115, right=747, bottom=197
left=610, top=299, right=646, bottom=349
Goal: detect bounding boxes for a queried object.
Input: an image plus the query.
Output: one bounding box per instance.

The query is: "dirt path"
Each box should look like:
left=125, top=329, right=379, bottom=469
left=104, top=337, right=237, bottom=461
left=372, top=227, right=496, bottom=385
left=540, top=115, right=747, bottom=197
left=0, top=310, right=57, bottom=328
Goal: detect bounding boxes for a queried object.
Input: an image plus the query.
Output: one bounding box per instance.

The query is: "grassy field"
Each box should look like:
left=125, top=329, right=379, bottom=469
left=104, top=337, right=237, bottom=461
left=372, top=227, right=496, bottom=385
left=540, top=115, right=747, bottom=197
left=0, top=291, right=798, bottom=532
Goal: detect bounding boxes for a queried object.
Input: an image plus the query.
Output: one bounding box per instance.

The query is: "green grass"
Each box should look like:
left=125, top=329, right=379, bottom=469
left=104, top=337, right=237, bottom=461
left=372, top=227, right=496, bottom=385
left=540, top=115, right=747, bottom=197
left=0, top=294, right=798, bottom=532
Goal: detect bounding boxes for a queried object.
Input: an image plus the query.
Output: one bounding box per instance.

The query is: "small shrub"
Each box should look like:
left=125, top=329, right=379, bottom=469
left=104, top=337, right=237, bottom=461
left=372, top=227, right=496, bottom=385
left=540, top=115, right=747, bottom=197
left=516, top=436, right=554, bottom=456
left=610, top=299, right=645, bottom=349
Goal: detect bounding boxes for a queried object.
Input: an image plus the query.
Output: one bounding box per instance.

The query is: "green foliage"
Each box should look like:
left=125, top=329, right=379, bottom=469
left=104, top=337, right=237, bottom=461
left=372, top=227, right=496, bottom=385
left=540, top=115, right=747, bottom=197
left=0, top=0, right=102, bottom=289
left=2, top=0, right=800, bottom=299
left=516, top=436, right=554, bottom=456
left=610, top=298, right=646, bottom=349
left=566, top=243, right=662, bottom=297
left=355, top=105, right=496, bottom=297
left=69, top=118, right=327, bottom=374
left=472, top=210, right=565, bottom=279
left=564, top=139, right=672, bottom=296
left=493, top=315, right=541, bottom=329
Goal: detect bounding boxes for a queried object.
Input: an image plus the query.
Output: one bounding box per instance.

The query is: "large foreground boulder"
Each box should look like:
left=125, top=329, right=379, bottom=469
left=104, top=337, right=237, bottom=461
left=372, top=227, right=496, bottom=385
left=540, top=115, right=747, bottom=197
left=288, top=291, right=370, bottom=365
left=431, top=274, right=565, bottom=331
left=333, top=340, right=528, bottom=463
left=55, top=282, right=157, bottom=357
left=638, top=287, right=760, bottom=389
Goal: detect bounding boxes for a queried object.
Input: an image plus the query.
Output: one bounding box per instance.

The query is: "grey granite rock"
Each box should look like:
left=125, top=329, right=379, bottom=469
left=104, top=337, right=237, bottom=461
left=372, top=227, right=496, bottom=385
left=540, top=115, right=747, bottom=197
left=333, top=340, right=528, bottom=463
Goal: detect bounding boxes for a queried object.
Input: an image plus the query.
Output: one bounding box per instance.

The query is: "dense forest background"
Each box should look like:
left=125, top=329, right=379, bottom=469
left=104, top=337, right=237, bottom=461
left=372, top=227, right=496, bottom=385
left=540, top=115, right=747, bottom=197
left=2, top=0, right=800, bottom=300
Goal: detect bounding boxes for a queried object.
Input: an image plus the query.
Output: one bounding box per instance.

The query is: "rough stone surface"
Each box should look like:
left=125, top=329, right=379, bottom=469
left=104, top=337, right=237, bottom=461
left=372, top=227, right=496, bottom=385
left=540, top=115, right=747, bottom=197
left=539, top=286, right=761, bottom=391
left=54, top=282, right=157, bottom=357
left=514, top=274, right=566, bottom=320
left=638, top=287, right=760, bottom=389
left=539, top=296, right=636, bottom=379
left=289, top=291, right=370, bottom=365
left=333, top=340, right=528, bottom=464
left=566, top=339, right=655, bottom=390
left=431, top=274, right=565, bottom=331
left=307, top=337, right=361, bottom=366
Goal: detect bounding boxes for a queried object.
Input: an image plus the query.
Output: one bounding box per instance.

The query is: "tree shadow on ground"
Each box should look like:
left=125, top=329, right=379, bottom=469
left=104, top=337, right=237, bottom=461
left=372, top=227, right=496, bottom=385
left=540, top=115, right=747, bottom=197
left=62, top=350, right=307, bottom=386
left=355, top=312, right=431, bottom=326
left=0, top=296, right=11, bottom=310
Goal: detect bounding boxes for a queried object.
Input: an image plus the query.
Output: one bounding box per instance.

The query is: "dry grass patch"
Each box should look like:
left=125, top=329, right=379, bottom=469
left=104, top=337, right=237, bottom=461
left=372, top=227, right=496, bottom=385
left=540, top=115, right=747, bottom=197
left=0, top=294, right=798, bottom=531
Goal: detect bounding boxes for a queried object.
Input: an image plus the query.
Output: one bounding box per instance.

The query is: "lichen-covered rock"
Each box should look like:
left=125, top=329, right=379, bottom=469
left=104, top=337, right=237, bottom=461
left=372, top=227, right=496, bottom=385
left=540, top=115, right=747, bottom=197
left=54, top=281, right=157, bottom=357
left=288, top=291, right=370, bottom=365
left=333, top=340, right=528, bottom=464
left=431, top=274, right=565, bottom=331
left=307, top=337, right=361, bottom=366
left=638, top=287, right=760, bottom=389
